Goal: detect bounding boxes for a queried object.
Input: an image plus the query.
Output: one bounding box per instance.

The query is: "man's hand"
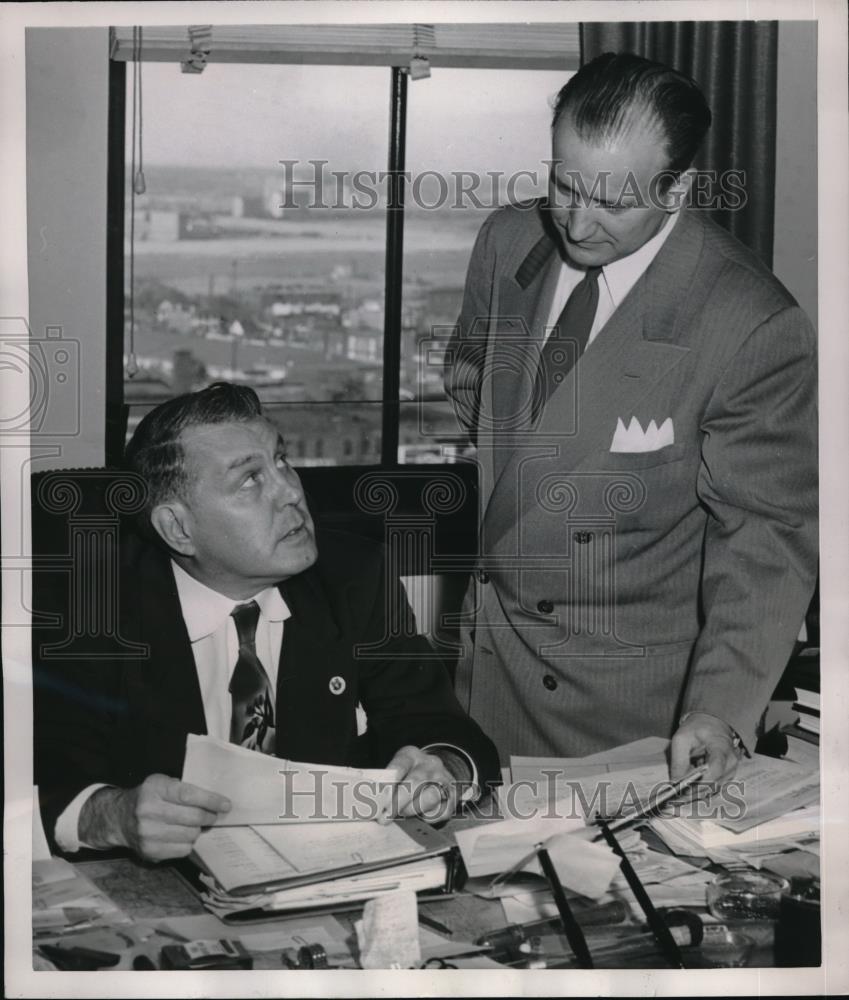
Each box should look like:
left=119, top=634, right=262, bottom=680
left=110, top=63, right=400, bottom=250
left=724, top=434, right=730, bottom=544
left=670, top=713, right=743, bottom=785
left=380, top=746, right=459, bottom=825
left=79, top=775, right=231, bottom=862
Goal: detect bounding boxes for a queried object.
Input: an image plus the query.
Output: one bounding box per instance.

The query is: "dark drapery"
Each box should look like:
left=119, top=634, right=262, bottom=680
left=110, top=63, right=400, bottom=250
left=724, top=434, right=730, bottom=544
left=581, top=21, right=778, bottom=266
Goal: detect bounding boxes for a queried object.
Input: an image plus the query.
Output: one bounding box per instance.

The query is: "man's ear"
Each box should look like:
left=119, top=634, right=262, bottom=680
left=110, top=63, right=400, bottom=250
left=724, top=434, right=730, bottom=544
left=658, top=168, right=694, bottom=213
left=150, top=501, right=195, bottom=556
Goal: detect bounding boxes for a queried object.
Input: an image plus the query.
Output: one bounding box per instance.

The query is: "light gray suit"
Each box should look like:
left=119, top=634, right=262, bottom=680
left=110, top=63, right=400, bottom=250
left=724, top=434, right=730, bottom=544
left=445, top=202, right=818, bottom=762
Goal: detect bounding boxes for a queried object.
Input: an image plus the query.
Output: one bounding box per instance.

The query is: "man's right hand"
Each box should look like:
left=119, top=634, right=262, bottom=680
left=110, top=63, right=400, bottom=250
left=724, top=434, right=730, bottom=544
left=78, top=775, right=231, bottom=862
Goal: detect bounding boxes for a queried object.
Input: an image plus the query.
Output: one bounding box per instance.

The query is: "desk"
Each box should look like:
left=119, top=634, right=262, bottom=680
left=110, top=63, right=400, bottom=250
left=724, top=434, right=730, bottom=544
left=33, top=845, right=794, bottom=971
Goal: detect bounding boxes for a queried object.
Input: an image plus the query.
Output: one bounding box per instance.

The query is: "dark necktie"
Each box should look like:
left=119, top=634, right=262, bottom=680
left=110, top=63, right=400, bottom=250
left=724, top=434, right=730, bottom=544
left=229, top=601, right=276, bottom=754
left=533, top=266, right=602, bottom=421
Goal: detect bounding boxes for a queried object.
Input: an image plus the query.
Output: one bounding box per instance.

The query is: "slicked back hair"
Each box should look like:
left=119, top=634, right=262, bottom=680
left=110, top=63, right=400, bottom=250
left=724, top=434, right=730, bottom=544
left=552, top=52, right=712, bottom=180
left=125, top=381, right=264, bottom=536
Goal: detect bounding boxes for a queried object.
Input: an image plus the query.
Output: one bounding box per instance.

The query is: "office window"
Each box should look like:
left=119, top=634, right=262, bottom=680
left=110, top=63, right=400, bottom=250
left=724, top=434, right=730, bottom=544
left=400, top=68, right=569, bottom=464
left=112, top=25, right=580, bottom=467
left=123, top=62, right=388, bottom=465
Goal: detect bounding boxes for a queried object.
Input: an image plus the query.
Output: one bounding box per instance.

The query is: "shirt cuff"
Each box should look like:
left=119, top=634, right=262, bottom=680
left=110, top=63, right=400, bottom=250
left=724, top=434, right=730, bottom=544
left=54, top=784, right=111, bottom=853
left=421, top=743, right=480, bottom=804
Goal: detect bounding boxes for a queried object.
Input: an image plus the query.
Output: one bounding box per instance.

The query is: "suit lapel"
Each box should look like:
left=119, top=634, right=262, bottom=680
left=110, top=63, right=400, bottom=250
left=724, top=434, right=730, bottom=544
left=129, top=545, right=207, bottom=753
left=483, top=210, right=704, bottom=550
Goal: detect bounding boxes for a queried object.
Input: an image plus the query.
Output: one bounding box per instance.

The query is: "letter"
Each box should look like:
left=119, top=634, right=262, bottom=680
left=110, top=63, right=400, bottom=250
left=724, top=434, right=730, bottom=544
left=720, top=169, right=747, bottom=211
left=411, top=169, right=449, bottom=211
left=507, top=169, right=543, bottom=206
left=351, top=170, right=379, bottom=211
left=452, top=170, right=486, bottom=210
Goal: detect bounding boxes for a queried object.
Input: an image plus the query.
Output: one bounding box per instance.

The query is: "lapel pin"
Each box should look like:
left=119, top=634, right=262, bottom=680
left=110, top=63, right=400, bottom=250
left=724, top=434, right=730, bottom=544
left=329, top=676, right=346, bottom=695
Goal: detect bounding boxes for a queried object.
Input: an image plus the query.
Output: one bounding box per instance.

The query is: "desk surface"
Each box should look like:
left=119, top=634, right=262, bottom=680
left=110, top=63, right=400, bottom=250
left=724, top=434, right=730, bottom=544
left=33, top=848, right=790, bottom=971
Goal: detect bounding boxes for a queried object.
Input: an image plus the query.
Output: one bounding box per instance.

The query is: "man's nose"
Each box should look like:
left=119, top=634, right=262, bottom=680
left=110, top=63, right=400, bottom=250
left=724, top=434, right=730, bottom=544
left=272, top=466, right=303, bottom=506
left=566, top=205, right=599, bottom=242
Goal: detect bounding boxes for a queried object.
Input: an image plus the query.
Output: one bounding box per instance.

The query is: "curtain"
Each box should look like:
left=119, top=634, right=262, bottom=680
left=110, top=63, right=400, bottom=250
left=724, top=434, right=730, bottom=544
left=581, top=21, right=778, bottom=266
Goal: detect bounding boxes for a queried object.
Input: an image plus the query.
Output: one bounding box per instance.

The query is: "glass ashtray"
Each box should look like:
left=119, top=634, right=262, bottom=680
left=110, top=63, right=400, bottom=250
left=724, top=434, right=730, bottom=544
left=684, top=928, right=754, bottom=968
left=707, top=871, right=789, bottom=921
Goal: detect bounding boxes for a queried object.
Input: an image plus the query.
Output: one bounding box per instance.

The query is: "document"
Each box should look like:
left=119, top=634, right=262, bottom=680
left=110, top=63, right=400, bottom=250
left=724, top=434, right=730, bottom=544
left=182, top=733, right=398, bottom=825
left=356, top=889, right=421, bottom=969
left=453, top=814, right=587, bottom=878
left=255, top=820, right=426, bottom=874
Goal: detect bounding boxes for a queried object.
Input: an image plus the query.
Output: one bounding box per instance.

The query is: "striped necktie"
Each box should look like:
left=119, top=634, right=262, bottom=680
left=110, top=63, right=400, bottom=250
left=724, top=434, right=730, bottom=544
left=533, top=265, right=602, bottom=421
left=229, top=600, right=276, bottom=754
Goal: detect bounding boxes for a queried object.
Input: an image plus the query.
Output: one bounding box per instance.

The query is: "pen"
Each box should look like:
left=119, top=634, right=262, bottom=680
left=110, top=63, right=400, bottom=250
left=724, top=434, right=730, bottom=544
left=597, top=820, right=685, bottom=969
left=590, top=765, right=708, bottom=840
left=536, top=845, right=593, bottom=969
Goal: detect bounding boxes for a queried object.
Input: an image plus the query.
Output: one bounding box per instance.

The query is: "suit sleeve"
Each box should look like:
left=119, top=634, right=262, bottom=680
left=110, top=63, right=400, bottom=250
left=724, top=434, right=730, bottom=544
left=33, top=654, right=127, bottom=852
left=354, top=557, right=501, bottom=791
left=443, top=210, right=500, bottom=443
left=682, top=304, right=818, bottom=748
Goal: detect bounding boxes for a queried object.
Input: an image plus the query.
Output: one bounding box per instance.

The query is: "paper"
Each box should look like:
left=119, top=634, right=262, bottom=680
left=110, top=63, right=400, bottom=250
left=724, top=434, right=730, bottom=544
left=505, top=762, right=677, bottom=821
left=254, top=819, right=424, bottom=875
left=510, top=736, right=670, bottom=783
left=709, top=756, right=819, bottom=832
left=32, top=858, right=132, bottom=934
left=355, top=889, right=421, bottom=969
left=453, top=815, right=586, bottom=878
left=32, top=787, right=51, bottom=861
left=182, top=733, right=398, bottom=825
left=192, top=826, right=299, bottom=893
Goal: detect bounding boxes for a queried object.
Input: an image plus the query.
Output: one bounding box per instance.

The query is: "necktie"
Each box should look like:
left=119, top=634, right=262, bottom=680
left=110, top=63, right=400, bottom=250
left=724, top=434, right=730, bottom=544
left=229, top=601, right=276, bottom=754
left=533, top=266, right=602, bottom=421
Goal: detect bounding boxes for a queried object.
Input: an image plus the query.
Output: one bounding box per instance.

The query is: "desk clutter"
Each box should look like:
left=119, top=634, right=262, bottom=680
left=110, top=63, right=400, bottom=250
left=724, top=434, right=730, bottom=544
left=33, top=735, right=821, bottom=970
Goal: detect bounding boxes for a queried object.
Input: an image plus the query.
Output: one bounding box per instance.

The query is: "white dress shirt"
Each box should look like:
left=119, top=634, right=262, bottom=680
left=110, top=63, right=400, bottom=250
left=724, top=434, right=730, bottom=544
left=172, top=561, right=290, bottom=741
left=54, top=565, right=289, bottom=852
left=545, top=210, right=680, bottom=346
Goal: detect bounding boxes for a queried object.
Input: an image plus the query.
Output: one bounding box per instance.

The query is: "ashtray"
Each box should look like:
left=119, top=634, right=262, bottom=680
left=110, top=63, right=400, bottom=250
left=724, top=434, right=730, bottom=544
left=707, top=871, right=789, bottom=921
left=684, top=928, right=754, bottom=968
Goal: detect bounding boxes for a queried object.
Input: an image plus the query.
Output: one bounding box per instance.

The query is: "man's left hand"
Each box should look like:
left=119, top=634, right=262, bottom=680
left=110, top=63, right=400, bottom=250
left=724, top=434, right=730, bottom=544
left=380, top=745, right=458, bottom=825
left=670, top=712, right=743, bottom=784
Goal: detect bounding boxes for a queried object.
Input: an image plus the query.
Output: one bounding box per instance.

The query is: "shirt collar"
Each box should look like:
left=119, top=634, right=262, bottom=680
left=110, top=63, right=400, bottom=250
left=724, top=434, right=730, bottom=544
left=171, top=560, right=291, bottom=643
left=599, top=210, right=679, bottom=307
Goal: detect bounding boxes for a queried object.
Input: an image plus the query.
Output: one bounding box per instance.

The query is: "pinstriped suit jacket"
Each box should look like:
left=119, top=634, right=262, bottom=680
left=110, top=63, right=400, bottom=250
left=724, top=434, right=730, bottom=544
left=445, top=202, right=818, bottom=762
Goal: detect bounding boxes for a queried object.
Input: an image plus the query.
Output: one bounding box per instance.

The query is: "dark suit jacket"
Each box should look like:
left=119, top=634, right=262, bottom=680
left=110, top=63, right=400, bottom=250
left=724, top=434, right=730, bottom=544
left=34, top=527, right=500, bottom=846
left=445, top=202, right=818, bottom=761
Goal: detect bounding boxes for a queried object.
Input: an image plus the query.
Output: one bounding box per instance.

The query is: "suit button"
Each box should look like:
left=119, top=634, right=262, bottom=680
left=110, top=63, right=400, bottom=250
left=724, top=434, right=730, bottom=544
left=477, top=570, right=490, bottom=584
left=537, top=599, right=554, bottom=615
left=574, top=531, right=594, bottom=545
left=543, top=674, right=558, bottom=691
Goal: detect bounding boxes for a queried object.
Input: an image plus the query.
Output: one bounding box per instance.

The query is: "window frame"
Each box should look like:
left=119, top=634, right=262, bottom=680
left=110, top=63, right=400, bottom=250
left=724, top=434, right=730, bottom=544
left=105, top=26, right=580, bottom=472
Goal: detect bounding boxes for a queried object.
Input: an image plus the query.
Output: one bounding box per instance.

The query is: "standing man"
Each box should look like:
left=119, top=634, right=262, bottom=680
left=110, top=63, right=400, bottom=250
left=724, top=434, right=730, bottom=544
left=445, top=53, right=817, bottom=782
left=34, top=383, right=500, bottom=861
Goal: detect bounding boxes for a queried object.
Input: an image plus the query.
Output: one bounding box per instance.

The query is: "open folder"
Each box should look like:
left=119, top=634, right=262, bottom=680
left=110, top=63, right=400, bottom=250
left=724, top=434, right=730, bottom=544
left=179, top=735, right=457, bottom=919
left=187, top=819, right=457, bottom=921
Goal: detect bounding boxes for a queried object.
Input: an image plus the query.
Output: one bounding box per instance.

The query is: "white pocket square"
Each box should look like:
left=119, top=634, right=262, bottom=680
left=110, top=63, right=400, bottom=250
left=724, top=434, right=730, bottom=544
left=610, top=416, right=675, bottom=453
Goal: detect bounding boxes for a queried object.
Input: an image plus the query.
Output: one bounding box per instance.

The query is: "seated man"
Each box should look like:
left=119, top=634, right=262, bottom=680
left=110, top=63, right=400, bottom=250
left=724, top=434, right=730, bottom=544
left=34, top=382, right=500, bottom=862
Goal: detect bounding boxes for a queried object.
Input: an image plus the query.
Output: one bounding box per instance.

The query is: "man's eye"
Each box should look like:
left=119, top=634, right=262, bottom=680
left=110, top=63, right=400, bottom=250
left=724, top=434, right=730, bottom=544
left=275, top=452, right=289, bottom=468
left=241, top=472, right=260, bottom=488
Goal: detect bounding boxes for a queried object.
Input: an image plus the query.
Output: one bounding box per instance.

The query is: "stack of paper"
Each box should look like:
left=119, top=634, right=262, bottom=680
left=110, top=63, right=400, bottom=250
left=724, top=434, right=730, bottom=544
left=191, top=818, right=452, bottom=920
left=650, top=803, right=820, bottom=865
left=33, top=858, right=132, bottom=937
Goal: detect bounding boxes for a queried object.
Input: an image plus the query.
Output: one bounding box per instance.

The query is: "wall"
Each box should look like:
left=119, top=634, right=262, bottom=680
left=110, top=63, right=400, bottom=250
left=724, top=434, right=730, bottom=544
left=25, top=28, right=110, bottom=470
left=772, top=20, right=818, bottom=329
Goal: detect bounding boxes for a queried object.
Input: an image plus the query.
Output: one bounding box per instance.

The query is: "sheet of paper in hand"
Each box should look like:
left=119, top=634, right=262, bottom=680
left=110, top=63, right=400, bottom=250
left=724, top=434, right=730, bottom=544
left=182, top=733, right=399, bottom=825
